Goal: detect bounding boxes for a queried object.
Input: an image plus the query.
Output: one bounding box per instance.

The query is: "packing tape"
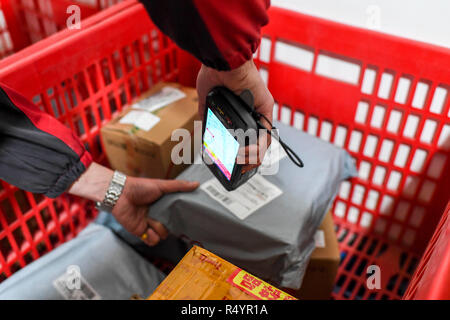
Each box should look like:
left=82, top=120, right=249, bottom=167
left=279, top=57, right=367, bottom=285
left=125, top=127, right=143, bottom=177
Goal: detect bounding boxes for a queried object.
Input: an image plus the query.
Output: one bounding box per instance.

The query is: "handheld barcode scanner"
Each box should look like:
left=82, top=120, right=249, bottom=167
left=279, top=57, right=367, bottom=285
left=202, top=86, right=304, bottom=191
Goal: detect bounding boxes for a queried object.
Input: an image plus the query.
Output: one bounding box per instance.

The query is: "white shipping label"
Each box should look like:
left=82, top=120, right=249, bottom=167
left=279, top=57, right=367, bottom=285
left=134, top=86, right=186, bottom=112
left=201, top=174, right=283, bottom=220
left=53, top=267, right=101, bottom=300
left=314, top=230, right=326, bottom=248
left=258, top=138, right=287, bottom=175
left=119, top=110, right=160, bottom=131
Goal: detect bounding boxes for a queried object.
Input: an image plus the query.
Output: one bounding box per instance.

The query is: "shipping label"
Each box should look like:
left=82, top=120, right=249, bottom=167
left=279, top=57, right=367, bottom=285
left=201, top=174, right=282, bottom=220
left=314, top=230, right=326, bottom=248
left=134, top=86, right=186, bottom=112
left=53, top=266, right=101, bottom=300
left=119, top=110, right=160, bottom=131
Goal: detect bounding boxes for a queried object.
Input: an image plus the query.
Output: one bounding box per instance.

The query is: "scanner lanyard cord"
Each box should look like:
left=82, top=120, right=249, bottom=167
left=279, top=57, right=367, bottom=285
left=253, top=112, right=304, bottom=168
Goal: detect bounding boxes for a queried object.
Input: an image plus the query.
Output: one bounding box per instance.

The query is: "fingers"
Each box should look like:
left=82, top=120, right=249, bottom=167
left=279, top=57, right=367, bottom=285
left=243, top=61, right=274, bottom=127
left=241, top=164, right=259, bottom=175
left=147, top=218, right=169, bottom=240
left=142, top=228, right=160, bottom=246
left=157, top=179, right=200, bottom=194
left=236, top=132, right=271, bottom=167
left=128, top=209, right=161, bottom=246
left=196, top=64, right=216, bottom=121
left=237, top=144, right=261, bottom=166
left=129, top=212, right=168, bottom=246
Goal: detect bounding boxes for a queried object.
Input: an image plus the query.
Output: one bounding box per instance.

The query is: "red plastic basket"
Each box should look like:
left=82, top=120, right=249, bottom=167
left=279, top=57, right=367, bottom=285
left=0, top=0, right=197, bottom=283
left=403, top=201, right=449, bottom=299
left=0, top=1, right=448, bottom=299
left=254, top=8, right=449, bottom=300
left=0, top=0, right=121, bottom=58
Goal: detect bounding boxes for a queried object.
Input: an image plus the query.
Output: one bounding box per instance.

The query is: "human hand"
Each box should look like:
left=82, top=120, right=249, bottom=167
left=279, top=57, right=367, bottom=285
left=68, top=163, right=199, bottom=246
left=111, top=176, right=199, bottom=246
left=196, top=59, right=274, bottom=171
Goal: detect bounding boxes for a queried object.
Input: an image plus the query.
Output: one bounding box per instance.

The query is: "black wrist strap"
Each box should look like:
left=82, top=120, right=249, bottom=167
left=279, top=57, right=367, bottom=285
left=253, top=111, right=304, bottom=168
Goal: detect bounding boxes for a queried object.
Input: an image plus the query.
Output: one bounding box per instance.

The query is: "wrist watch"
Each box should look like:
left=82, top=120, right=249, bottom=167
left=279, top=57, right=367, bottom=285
left=95, top=171, right=127, bottom=212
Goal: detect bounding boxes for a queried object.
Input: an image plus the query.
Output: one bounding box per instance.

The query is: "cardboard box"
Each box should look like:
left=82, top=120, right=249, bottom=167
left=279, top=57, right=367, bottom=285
left=148, top=246, right=296, bottom=300
left=287, top=211, right=340, bottom=299
left=101, top=82, right=199, bottom=179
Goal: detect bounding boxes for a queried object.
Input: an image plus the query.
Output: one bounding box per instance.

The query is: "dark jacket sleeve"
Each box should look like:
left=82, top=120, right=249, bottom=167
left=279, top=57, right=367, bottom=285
left=139, top=0, right=270, bottom=71
left=0, top=84, right=92, bottom=198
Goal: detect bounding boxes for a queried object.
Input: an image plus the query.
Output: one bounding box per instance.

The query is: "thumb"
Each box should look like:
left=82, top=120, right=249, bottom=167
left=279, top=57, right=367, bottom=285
left=156, top=179, right=200, bottom=195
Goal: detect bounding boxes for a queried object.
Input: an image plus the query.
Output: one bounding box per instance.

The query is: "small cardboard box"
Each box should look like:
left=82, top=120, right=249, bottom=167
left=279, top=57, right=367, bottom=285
left=148, top=246, right=297, bottom=300
left=101, top=82, right=199, bottom=179
left=291, top=211, right=340, bottom=299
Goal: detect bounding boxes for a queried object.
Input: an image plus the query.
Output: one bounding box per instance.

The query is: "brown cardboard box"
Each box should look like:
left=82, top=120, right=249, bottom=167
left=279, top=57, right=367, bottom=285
left=148, top=246, right=297, bottom=300
left=101, top=82, right=199, bottom=179
left=289, top=211, right=340, bottom=299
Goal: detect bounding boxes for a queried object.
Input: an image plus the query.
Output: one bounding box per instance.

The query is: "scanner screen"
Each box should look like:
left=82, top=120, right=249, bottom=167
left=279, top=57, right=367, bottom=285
left=203, top=108, right=240, bottom=180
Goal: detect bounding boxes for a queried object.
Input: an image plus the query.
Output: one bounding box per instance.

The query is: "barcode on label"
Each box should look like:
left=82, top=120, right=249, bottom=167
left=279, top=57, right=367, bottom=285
left=200, top=175, right=283, bottom=220
left=206, top=185, right=233, bottom=205
left=80, top=281, right=97, bottom=300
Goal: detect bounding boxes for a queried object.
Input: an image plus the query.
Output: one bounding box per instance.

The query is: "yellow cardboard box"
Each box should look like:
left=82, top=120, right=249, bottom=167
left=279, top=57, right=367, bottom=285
left=148, top=246, right=297, bottom=300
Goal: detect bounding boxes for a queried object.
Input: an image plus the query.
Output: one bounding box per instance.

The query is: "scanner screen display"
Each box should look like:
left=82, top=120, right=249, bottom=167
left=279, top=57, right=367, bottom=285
left=203, top=108, right=240, bottom=180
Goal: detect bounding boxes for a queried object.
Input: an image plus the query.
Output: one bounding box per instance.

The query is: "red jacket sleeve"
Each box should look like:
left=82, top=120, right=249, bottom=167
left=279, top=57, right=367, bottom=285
left=140, top=0, right=270, bottom=70
left=0, top=84, right=92, bottom=198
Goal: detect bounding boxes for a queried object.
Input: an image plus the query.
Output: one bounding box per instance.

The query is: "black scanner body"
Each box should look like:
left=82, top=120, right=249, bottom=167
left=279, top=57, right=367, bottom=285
left=202, top=86, right=259, bottom=191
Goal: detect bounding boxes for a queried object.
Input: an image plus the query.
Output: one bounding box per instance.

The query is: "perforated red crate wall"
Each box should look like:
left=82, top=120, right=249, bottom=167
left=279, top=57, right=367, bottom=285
left=0, top=1, right=20, bottom=58
left=403, top=201, right=450, bottom=299
left=253, top=8, right=449, bottom=300
left=0, top=0, right=193, bottom=281
left=0, top=0, right=121, bottom=58
left=0, top=1, right=448, bottom=299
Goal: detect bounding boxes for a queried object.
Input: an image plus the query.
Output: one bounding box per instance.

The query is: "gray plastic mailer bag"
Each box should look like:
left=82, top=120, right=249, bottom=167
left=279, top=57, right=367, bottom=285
left=0, top=223, right=165, bottom=300
left=148, top=121, right=357, bottom=289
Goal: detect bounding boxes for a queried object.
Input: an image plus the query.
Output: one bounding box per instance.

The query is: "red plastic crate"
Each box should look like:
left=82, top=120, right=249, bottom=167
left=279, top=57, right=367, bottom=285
left=0, top=1, right=448, bottom=299
left=403, top=201, right=450, bottom=299
left=253, top=8, right=449, bottom=300
left=0, top=0, right=197, bottom=283
left=0, top=1, right=18, bottom=58
left=0, top=0, right=121, bottom=58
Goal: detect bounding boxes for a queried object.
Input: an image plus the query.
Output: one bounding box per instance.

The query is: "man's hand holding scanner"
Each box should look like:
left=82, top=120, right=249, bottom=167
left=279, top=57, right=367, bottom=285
left=197, top=59, right=274, bottom=177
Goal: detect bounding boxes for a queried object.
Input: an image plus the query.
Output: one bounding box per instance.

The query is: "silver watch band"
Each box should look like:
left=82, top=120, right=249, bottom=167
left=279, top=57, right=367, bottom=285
left=95, top=171, right=127, bottom=212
